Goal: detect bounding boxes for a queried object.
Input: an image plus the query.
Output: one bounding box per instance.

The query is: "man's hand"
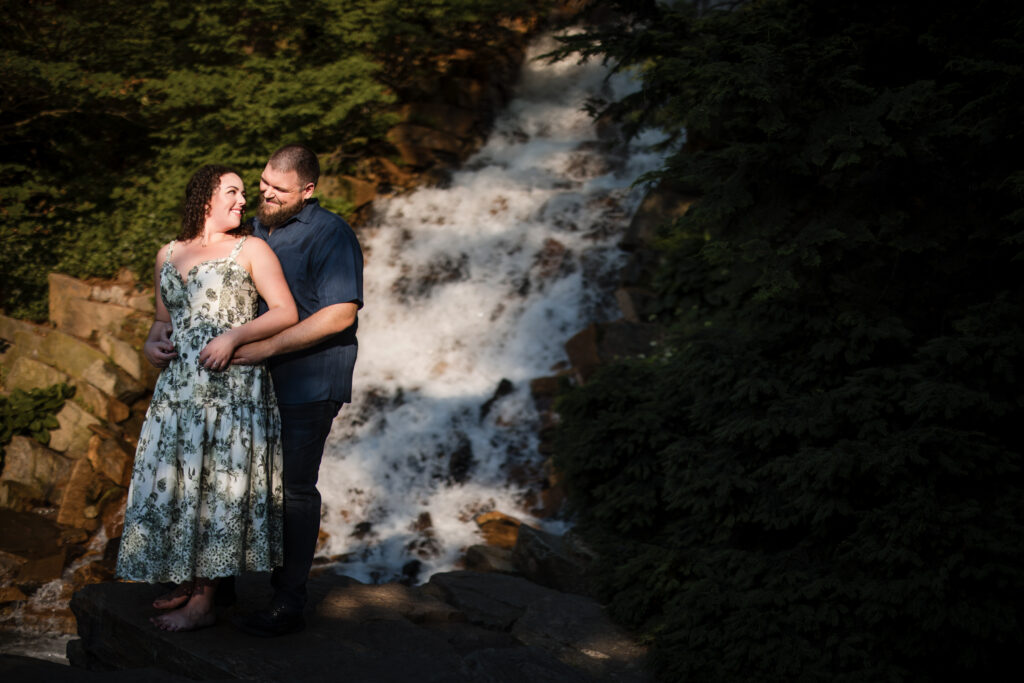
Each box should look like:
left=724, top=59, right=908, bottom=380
left=232, top=339, right=272, bottom=366
left=143, top=320, right=177, bottom=368
left=230, top=302, right=357, bottom=367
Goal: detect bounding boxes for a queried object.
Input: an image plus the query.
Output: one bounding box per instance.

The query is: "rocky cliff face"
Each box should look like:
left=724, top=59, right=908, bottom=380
left=1, top=272, right=156, bottom=636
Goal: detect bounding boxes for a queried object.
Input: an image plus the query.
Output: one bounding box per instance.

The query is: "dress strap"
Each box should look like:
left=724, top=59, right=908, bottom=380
left=229, top=236, right=247, bottom=260
left=164, top=240, right=176, bottom=261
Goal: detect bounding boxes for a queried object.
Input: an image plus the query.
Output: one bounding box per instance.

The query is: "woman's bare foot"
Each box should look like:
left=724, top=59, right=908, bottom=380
left=152, top=581, right=194, bottom=610
left=150, top=578, right=217, bottom=632
left=150, top=601, right=216, bottom=631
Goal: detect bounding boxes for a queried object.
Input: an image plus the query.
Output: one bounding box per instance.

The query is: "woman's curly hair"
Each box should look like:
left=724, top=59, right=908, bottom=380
left=177, top=164, right=250, bottom=241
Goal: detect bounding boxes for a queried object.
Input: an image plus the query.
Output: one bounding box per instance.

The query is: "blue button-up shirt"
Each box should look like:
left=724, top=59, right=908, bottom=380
left=251, top=199, right=363, bottom=404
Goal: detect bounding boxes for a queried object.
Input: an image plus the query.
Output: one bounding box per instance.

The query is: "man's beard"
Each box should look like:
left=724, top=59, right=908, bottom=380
left=257, top=196, right=305, bottom=229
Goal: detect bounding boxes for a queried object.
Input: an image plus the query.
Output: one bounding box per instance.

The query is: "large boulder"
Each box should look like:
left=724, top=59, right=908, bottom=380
left=0, top=509, right=69, bottom=592
left=474, top=510, right=523, bottom=549
left=68, top=571, right=649, bottom=681
left=512, top=526, right=597, bottom=597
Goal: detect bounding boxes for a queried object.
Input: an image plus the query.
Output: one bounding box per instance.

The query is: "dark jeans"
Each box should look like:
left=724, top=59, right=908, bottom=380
left=271, top=400, right=341, bottom=612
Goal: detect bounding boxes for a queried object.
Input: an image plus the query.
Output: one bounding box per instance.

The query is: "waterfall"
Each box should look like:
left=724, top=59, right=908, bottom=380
left=317, top=32, right=669, bottom=583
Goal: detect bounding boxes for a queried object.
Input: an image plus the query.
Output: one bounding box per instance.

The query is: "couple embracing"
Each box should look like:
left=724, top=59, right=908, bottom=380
left=114, top=144, right=363, bottom=636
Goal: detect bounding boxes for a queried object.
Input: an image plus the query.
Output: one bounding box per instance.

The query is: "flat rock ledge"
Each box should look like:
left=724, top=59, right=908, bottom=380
left=21, top=570, right=649, bottom=682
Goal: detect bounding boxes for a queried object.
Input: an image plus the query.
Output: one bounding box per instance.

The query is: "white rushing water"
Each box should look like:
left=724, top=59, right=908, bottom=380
left=317, top=32, right=668, bottom=583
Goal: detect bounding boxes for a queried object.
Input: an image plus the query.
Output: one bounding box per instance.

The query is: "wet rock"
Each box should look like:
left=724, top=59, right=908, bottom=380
left=19, top=603, right=78, bottom=635
left=350, top=521, right=373, bottom=539
left=15, top=548, right=67, bottom=593
left=536, top=481, right=567, bottom=519
left=0, top=550, right=27, bottom=584
left=0, top=586, right=28, bottom=604
left=391, top=252, right=470, bottom=303
left=512, top=526, right=596, bottom=596
left=71, top=562, right=113, bottom=592
left=447, top=433, right=475, bottom=484
left=464, top=545, right=518, bottom=574
left=0, top=509, right=63, bottom=560
left=474, top=510, right=522, bottom=549
left=479, top=378, right=514, bottom=420
left=410, top=511, right=433, bottom=533
left=533, top=238, right=572, bottom=280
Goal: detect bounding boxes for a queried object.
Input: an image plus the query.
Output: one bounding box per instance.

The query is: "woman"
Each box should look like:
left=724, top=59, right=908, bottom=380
left=116, top=165, right=297, bottom=631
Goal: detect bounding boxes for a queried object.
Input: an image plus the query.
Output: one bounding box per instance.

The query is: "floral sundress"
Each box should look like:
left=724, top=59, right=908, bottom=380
left=116, top=236, right=284, bottom=583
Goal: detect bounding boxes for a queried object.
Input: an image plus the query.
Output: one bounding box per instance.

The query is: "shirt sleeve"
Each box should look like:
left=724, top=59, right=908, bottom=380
left=312, top=219, right=364, bottom=310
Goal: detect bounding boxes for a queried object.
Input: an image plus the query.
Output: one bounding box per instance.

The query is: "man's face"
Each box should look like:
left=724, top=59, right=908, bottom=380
left=257, top=163, right=314, bottom=229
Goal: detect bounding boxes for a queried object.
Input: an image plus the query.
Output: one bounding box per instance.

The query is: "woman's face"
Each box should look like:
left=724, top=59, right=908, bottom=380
left=205, top=173, right=246, bottom=230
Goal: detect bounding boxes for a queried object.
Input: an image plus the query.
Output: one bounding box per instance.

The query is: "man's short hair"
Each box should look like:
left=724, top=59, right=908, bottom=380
left=268, top=143, right=320, bottom=189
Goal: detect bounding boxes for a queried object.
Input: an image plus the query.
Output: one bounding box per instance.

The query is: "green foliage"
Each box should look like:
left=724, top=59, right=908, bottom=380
left=0, top=384, right=76, bottom=466
left=0, top=0, right=539, bottom=319
left=553, top=1, right=1024, bottom=680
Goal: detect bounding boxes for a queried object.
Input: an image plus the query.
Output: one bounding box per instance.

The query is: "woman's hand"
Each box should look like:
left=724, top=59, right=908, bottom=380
left=198, top=330, right=238, bottom=372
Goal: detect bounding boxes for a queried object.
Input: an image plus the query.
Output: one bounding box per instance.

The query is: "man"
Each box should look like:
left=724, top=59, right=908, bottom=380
left=144, top=144, right=363, bottom=636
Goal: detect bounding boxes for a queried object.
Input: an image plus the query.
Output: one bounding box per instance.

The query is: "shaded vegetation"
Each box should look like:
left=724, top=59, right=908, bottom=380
left=1, top=0, right=539, bottom=319
left=552, top=1, right=1023, bottom=680
left=0, top=383, right=75, bottom=468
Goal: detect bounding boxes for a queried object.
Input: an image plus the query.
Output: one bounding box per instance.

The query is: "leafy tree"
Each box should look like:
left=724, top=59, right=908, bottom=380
left=0, top=0, right=538, bottom=319
left=553, top=1, right=1024, bottom=680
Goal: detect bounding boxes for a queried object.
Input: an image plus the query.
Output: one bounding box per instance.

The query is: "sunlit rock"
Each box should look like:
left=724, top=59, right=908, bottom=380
left=48, top=402, right=101, bottom=459
left=474, top=510, right=522, bottom=549
left=56, top=459, right=104, bottom=532
left=4, top=356, right=68, bottom=393
left=85, top=434, right=131, bottom=487
left=0, top=436, right=73, bottom=507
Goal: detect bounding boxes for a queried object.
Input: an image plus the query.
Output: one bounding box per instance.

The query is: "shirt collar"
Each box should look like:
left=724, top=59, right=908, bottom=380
left=253, top=198, right=320, bottom=234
